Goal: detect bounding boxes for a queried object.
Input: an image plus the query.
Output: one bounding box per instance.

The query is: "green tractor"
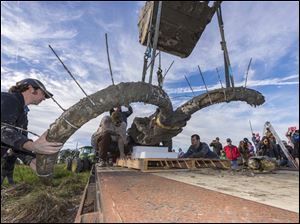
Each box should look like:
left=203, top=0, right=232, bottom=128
left=57, top=149, right=73, bottom=164
left=66, top=146, right=96, bottom=173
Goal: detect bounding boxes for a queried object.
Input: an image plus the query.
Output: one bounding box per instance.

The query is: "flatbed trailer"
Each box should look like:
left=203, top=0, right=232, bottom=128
left=74, top=164, right=299, bottom=223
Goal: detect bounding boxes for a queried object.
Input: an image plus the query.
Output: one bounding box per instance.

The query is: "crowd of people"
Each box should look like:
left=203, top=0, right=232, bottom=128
left=177, top=127, right=299, bottom=170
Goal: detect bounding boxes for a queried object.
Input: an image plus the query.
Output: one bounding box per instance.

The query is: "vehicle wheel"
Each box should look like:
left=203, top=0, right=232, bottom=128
left=82, top=158, right=90, bottom=171
left=72, top=158, right=83, bottom=173
left=66, top=158, right=72, bottom=171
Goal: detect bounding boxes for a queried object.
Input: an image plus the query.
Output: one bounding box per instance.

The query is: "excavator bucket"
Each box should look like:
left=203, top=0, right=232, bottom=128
left=138, top=1, right=221, bottom=58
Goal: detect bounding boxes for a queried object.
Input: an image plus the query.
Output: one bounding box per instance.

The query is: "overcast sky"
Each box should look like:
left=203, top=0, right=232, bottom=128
left=1, top=1, right=299, bottom=151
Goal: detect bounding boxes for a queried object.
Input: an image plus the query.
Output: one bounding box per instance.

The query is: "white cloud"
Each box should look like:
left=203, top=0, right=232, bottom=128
left=166, top=73, right=299, bottom=95
left=94, top=19, right=122, bottom=32
left=1, top=1, right=299, bottom=151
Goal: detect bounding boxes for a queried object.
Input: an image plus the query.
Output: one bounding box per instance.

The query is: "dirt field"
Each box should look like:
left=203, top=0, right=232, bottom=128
left=154, top=168, right=299, bottom=213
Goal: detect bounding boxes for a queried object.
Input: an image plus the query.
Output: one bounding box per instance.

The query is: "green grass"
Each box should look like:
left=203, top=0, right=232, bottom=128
left=2, top=164, right=89, bottom=187
left=3, top=164, right=39, bottom=186
left=1, top=164, right=90, bottom=223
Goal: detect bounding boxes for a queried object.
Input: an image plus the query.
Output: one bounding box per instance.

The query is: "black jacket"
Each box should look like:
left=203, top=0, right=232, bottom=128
left=183, top=142, right=218, bottom=159
left=1, top=92, right=32, bottom=156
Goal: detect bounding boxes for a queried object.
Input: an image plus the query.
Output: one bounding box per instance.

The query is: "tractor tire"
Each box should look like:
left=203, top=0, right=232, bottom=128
left=66, top=158, right=72, bottom=171
left=82, top=158, right=90, bottom=171
left=72, top=158, right=83, bottom=173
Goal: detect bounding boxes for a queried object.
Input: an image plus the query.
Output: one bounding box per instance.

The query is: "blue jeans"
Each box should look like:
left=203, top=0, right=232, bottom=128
left=231, top=160, right=238, bottom=169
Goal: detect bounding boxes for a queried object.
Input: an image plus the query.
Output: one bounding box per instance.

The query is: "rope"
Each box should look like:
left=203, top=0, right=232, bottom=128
left=63, top=118, right=79, bottom=129
left=155, top=117, right=180, bottom=131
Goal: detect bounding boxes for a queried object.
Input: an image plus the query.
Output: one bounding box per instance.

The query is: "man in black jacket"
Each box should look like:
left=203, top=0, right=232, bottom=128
left=1, top=78, right=63, bottom=183
left=183, top=134, right=219, bottom=159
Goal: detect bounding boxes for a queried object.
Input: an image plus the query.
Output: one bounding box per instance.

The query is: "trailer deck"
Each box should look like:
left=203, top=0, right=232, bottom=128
left=75, top=165, right=299, bottom=223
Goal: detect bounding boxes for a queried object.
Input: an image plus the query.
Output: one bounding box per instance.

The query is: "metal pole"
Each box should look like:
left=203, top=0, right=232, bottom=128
left=184, top=75, right=195, bottom=96
left=198, top=65, right=212, bottom=104
left=216, top=67, right=227, bottom=101
left=163, top=60, right=174, bottom=79
left=223, top=54, right=230, bottom=88
left=142, top=57, right=148, bottom=82
left=157, top=51, right=163, bottom=88
left=48, top=45, right=95, bottom=106
left=32, top=79, right=66, bottom=112
left=216, top=5, right=234, bottom=88
left=33, top=79, right=78, bottom=129
left=216, top=68, right=224, bottom=88
left=158, top=51, right=161, bottom=68
left=146, top=52, right=160, bottom=70
left=244, top=57, right=252, bottom=88
left=230, top=74, right=235, bottom=88
left=142, top=7, right=154, bottom=82
left=1, top=122, right=40, bottom=137
left=105, top=33, right=115, bottom=85
left=264, top=122, right=299, bottom=169
left=149, top=1, right=162, bottom=84
left=249, top=120, right=254, bottom=134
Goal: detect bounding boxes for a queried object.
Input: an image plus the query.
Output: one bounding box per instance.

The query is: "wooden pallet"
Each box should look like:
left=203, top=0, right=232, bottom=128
left=116, top=158, right=231, bottom=172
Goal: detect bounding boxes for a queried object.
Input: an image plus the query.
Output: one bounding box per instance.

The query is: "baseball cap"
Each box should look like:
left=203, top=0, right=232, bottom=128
left=226, top=138, right=231, bottom=142
left=243, top=138, right=249, bottom=142
left=16, top=78, right=53, bottom=99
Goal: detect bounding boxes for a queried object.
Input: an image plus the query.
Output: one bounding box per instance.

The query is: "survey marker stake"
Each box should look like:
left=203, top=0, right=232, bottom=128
left=244, top=57, right=252, bottom=88
left=216, top=67, right=227, bottom=101
left=48, top=45, right=95, bottom=106
left=198, top=65, right=212, bottom=104
left=32, top=79, right=66, bottom=112
left=105, top=33, right=115, bottom=85
left=163, top=60, right=174, bottom=79
left=1, top=122, right=40, bottom=137
left=184, top=75, right=195, bottom=96
left=33, top=79, right=78, bottom=129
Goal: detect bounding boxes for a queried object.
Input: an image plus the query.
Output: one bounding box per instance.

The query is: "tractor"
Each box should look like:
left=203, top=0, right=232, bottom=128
left=66, top=146, right=96, bottom=173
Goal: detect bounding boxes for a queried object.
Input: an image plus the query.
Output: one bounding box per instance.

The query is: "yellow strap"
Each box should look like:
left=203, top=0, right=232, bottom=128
left=155, top=117, right=180, bottom=130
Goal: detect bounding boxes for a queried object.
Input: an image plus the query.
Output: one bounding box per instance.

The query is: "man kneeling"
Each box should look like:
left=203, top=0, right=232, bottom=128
left=183, top=134, right=218, bottom=159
